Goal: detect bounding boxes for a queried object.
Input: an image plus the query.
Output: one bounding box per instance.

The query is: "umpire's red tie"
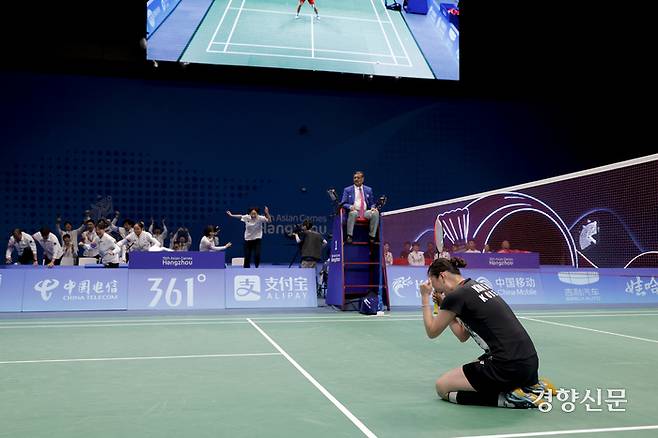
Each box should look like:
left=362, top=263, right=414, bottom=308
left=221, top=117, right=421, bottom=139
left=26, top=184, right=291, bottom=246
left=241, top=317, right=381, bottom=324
left=358, top=186, right=366, bottom=219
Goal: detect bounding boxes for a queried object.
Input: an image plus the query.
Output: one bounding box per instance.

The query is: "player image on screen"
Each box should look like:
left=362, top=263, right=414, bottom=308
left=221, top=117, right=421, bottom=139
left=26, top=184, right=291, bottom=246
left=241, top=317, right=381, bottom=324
left=295, top=0, right=319, bottom=20
left=146, top=0, right=458, bottom=80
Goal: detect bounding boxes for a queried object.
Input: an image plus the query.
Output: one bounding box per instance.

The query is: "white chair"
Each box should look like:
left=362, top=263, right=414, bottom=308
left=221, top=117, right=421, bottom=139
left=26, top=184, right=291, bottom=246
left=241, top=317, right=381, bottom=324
left=78, top=257, right=98, bottom=266
left=59, top=257, right=75, bottom=266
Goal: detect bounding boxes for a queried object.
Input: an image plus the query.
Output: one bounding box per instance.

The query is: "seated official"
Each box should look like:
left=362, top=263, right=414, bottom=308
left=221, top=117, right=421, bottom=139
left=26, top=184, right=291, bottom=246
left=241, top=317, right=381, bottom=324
left=340, top=171, right=380, bottom=244
left=292, top=220, right=327, bottom=268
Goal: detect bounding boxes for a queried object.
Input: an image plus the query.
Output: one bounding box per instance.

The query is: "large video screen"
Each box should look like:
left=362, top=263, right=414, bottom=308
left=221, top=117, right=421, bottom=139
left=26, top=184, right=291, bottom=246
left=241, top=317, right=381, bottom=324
left=382, top=156, right=658, bottom=268
left=146, top=0, right=459, bottom=80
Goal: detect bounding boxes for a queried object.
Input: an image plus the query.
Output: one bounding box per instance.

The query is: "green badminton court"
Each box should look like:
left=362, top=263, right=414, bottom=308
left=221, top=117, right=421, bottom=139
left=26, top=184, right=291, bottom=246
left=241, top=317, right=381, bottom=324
left=1, top=307, right=657, bottom=437
left=180, top=0, right=435, bottom=78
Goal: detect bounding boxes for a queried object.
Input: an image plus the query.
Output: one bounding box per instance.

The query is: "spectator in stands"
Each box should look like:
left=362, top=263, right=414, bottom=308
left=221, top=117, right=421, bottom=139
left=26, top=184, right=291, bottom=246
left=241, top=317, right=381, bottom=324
left=340, top=171, right=379, bottom=244
left=408, top=242, right=426, bottom=266
left=292, top=219, right=327, bottom=268
left=425, top=242, right=438, bottom=260
left=498, top=240, right=513, bottom=253
left=5, top=228, right=37, bottom=265
left=383, top=242, right=393, bottom=266
left=149, top=218, right=168, bottom=247
left=33, top=227, right=63, bottom=267
left=399, top=241, right=412, bottom=259
left=465, top=240, right=480, bottom=253
left=199, top=225, right=232, bottom=252
left=226, top=206, right=272, bottom=268
left=482, top=244, right=491, bottom=253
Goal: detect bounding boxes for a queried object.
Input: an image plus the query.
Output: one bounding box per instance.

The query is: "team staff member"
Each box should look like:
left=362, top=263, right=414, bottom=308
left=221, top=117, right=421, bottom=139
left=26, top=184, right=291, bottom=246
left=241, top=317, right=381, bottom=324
left=199, top=226, right=232, bottom=252
left=117, top=221, right=161, bottom=261
left=32, top=227, right=63, bottom=267
left=80, top=219, right=100, bottom=259
left=79, top=220, right=121, bottom=267
left=420, top=257, right=555, bottom=408
left=5, top=228, right=38, bottom=265
left=226, top=206, right=272, bottom=268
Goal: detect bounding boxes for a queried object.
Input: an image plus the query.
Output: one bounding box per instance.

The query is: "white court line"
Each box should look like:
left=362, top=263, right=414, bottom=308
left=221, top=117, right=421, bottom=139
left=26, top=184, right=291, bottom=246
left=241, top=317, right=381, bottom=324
left=224, top=0, right=247, bottom=52
left=247, top=318, right=377, bottom=438
left=208, top=48, right=408, bottom=66
left=520, top=317, right=658, bottom=344
left=206, top=0, right=236, bottom=52
left=310, top=12, right=314, bottom=58
left=0, top=314, right=393, bottom=326
left=0, top=352, right=282, bottom=365
left=381, top=0, right=412, bottom=67
left=0, top=318, right=422, bottom=330
left=519, top=312, right=658, bottom=318
left=229, top=7, right=392, bottom=24
left=3, top=312, right=658, bottom=328
left=453, top=424, right=658, bottom=438
left=367, top=0, right=396, bottom=65
left=210, top=41, right=401, bottom=58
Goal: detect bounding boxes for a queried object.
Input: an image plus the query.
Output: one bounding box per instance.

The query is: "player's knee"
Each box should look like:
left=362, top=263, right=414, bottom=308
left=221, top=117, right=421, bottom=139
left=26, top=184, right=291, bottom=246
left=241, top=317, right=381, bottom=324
left=348, top=210, right=358, bottom=217
left=435, top=378, right=449, bottom=400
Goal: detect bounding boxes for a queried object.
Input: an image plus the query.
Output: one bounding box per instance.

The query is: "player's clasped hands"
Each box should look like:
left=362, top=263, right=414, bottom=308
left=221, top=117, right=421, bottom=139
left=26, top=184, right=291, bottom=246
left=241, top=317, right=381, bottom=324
left=419, top=279, right=433, bottom=297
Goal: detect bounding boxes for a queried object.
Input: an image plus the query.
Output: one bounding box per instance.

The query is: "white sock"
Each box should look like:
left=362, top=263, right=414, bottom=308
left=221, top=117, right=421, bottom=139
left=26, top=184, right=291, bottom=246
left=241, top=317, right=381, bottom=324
left=447, top=392, right=458, bottom=404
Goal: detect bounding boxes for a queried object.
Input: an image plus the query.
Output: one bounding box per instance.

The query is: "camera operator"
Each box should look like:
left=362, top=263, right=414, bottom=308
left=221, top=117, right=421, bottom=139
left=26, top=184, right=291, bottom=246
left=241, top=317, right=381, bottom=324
left=291, top=219, right=327, bottom=268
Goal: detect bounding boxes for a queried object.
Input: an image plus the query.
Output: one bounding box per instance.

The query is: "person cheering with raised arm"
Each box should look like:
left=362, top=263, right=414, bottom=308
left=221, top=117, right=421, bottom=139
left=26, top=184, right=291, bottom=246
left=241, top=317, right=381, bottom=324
left=226, top=206, right=271, bottom=268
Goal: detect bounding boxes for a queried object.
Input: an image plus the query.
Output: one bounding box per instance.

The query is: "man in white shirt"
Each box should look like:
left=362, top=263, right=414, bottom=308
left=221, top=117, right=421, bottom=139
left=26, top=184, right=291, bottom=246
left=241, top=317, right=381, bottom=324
left=56, top=214, right=88, bottom=246
left=79, top=220, right=121, bottom=267
left=80, top=219, right=100, bottom=258
left=408, top=242, right=426, bottom=266
left=6, top=228, right=38, bottom=265
left=33, top=227, right=63, bottom=267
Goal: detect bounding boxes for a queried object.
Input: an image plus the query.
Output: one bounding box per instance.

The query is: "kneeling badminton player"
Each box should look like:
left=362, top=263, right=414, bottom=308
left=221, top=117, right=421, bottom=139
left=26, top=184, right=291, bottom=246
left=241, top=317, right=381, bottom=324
left=420, top=257, right=556, bottom=408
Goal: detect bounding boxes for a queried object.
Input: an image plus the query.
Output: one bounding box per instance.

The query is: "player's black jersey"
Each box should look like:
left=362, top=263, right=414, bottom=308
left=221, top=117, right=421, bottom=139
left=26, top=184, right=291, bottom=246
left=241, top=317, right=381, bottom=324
left=440, top=279, right=537, bottom=362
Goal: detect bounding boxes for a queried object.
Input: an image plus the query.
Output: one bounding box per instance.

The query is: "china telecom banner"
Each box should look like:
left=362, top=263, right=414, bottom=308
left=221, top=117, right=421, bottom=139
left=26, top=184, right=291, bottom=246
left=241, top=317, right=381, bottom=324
left=225, top=268, right=317, bottom=308
left=127, top=269, right=226, bottom=310
left=21, top=268, right=129, bottom=311
left=0, top=269, right=25, bottom=312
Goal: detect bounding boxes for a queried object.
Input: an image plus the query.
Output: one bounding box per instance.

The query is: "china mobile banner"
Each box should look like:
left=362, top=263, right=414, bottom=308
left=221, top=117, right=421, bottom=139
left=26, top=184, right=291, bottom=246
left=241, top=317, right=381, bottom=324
left=386, top=266, right=658, bottom=306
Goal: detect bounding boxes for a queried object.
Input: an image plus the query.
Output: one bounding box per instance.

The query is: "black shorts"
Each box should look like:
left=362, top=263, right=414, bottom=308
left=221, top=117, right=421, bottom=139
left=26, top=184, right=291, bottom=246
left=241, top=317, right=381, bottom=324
left=463, top=354, right=538, bottom=394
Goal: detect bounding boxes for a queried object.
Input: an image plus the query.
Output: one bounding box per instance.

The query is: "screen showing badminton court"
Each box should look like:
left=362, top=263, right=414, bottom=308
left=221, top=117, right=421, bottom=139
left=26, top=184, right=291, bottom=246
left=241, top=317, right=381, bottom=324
left=146, top=0, right=459, bottom=80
